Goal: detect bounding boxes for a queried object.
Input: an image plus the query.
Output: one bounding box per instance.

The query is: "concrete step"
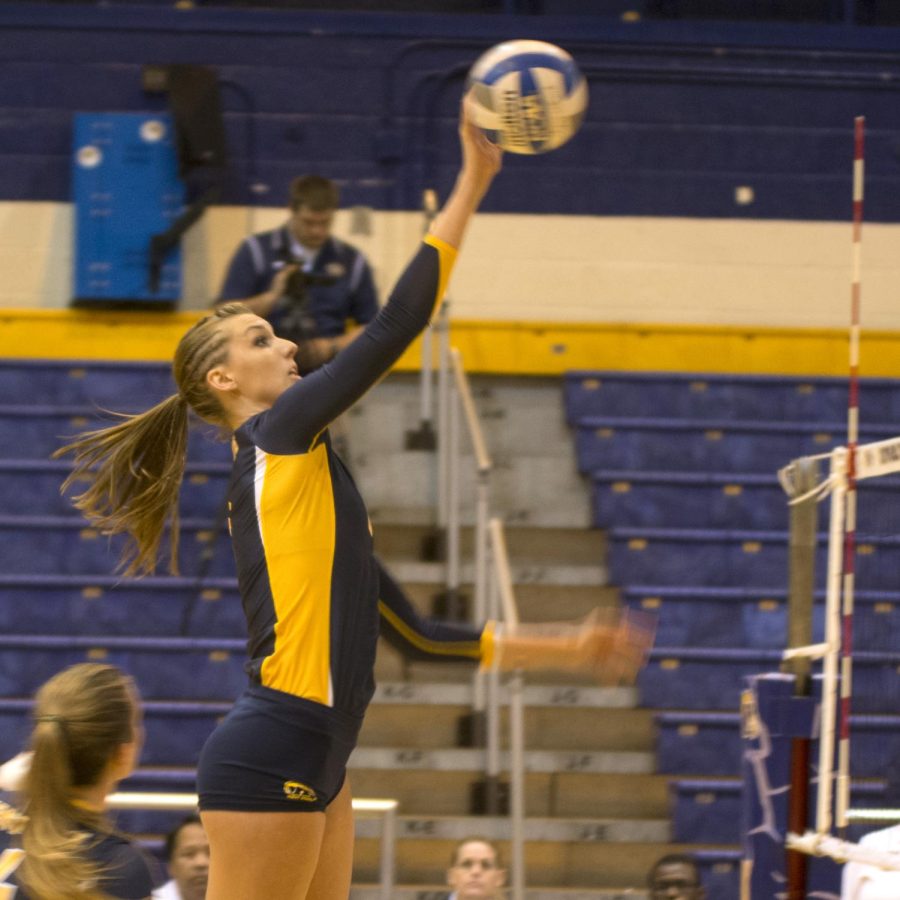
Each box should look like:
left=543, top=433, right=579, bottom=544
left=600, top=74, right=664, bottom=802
left=396, top=581, right=620, bottom=623
left=373, top=523, right=605, bottom=568
left=346, top=373, right=592, bottom=529
left=359, top=684, right=654, bottom=753
left=346, top=770, right=671, bottom=819
left=349, top=746, right=655, bottom=777
left=373, top=523, right=608, bottom=596
left=346, top=375, right=590, bottom=528
left=348, top=374, right=574, bottom=459
left=416, top=582, right=620, bottom=622
left=352, top=827, right=725, bottom=889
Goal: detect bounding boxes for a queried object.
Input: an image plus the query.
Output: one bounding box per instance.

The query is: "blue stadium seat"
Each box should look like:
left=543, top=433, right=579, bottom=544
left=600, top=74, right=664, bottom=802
left=0, top=515, right=234, bottom=577
left=608, top=527, right=900, bottom=592
left=0, top=360, right=174, bottom=408
left=0, top=406, right=232, bottom=463
left=574, top=416, right=896, bottom=475
left=671, top=778, right=743, bottom=843
left=656, top=712, right=742, bottom=776
left=622, top=586, right=808, bottom=649
left=563, top=371, right=900, bottom=426
left=672, top=777, right=889, bottom=844
left=0, top=635, right=248, bottom=702
left=591, top=469, right=789, bottom=530
left=608, top=527, right=794, bottom=588
left=624, top=585, right=900, bottom=652
left=640, top=648, right=783, bottom=710
left=693, top=849, right=741, bottom=900
left=642, top=650, right=900, bottom=713
left=115, top=768, right=201, bottom=833
left=0, top=701, right=228, bottom=766
left=0, top=574, right=244, bottom=637
left=656, top=711, right=900, bottom=778
left=0, top=459, right=231, bottom=517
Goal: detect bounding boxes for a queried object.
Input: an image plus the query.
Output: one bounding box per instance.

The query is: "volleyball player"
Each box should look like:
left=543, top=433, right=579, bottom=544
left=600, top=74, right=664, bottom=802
left=0, top=663, right=160, bottom=899
left=56, top=96, right=653, bottom=900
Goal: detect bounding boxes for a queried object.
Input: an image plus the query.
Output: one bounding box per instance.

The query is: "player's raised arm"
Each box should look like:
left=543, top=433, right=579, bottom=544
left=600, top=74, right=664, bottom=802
left=427, top=94, right=503, bottom=251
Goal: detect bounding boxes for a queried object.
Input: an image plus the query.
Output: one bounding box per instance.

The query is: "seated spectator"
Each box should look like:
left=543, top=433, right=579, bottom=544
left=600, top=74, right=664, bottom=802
left=0, top=663, right=161, bottom=899
left=841, top=823, right=900, bottom=899
left=648, top=853, right=706, bottom=899
left=446, top=837, right=506, bottom=899
left=153, top=814, right=209, bottom=900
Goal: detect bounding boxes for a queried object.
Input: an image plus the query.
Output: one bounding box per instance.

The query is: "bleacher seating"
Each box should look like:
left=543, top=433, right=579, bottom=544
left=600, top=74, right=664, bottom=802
left=574, top=415, right=897, bottom=475
left=657, top=711, right=900, bottom=779
left=566, top=368, right=900, bottom=894
left=0, top=574, right=243, bottom=637
left=564, top=370, right=900, bottom=426
left=671, top=778, right=889, bottom=844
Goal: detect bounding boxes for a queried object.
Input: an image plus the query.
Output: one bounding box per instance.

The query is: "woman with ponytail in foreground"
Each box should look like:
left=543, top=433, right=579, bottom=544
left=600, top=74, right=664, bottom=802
left=55, top=98, right=654, bottom=900
left=0, top=663, right=159, bottom=899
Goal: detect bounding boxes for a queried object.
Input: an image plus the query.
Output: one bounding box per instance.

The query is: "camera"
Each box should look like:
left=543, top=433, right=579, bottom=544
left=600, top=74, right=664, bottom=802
left=275, top=252, right=340, bottom=342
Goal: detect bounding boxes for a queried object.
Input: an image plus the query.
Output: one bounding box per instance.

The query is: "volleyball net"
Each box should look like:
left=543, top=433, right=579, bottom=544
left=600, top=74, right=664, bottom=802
left=780, top=432, right=900, bottom=869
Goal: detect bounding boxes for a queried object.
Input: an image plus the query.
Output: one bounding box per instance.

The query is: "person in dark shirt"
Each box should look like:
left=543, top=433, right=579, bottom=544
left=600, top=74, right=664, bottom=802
left=153, top=815, right=209, bottom=900
left=56, top=97, right=653, bottom=900
left=0, top=663, right=160, bottom=899
left=217, top=174, right=379, bottom=375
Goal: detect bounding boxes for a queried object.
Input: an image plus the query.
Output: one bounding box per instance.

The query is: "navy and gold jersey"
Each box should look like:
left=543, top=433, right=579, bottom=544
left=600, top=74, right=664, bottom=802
left=5, top=826, right=162, bottom=899
left=226, top=236, right=496, bottom=717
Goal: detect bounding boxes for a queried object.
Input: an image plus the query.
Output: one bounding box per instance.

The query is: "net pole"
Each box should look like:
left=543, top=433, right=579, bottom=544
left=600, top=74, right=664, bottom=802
left=784, top=458, right=819, bottom=896
left=818, top=447, right=847, bottom=835
left=837, top=116, right=865, bottom=835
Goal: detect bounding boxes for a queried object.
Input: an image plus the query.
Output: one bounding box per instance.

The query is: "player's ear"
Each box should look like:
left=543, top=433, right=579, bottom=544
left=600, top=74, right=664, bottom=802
left=206, top=365, right=237, bottom=395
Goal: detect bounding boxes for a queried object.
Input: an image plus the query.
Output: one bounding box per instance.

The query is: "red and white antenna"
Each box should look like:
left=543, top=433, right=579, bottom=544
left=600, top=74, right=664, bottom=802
left=836, top=115, right=865, bottom=835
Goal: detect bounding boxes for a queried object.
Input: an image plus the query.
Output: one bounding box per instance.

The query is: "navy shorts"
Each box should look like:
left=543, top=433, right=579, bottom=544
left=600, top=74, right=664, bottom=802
left=197, top=684, right=363, bottom=813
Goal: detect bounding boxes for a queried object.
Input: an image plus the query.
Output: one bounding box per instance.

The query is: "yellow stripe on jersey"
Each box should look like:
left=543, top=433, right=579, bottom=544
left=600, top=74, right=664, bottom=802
left=377, top=599, right=483, bottom=660
left=258, top=443, right=336, bottom=704
left=478, top=621, right=497, bottom=669
left=423, top=234, right=458, bottom=317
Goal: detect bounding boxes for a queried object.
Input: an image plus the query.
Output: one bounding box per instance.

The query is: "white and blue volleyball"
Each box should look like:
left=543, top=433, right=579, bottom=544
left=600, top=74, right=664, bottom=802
left=466, top=40, right=588, bottom=155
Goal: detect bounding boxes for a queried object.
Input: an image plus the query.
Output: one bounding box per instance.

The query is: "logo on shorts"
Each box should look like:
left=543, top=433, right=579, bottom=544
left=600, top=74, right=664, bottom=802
left=283, top=780, right=318, bottom=802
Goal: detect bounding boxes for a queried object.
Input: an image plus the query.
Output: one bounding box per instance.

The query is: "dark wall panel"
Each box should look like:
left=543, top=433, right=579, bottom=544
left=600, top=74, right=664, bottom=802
left=0, top=4, right=899, bottom=219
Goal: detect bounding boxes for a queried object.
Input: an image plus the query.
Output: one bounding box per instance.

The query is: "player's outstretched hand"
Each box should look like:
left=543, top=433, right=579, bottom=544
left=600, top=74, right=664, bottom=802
left=575, top=607, right=657, bottom=686
left=493, top=606, right=656, bottom=685
left=459, top=91, right=503, bottom=186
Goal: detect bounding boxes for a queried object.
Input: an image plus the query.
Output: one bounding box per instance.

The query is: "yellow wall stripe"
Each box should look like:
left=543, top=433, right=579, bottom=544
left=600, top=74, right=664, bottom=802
left=3, top=308, right=900, bottom=378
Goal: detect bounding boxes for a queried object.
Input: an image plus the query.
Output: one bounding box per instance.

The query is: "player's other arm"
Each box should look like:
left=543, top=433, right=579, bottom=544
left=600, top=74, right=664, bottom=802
left=376, top=560, right=487, bottom=664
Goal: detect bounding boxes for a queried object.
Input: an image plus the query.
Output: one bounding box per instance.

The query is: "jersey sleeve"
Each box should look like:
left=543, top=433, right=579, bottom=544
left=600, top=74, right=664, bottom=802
left=243, top=235, right=456, bottom=455
left=94, top=837, right=163, bottom=899
left=375, top=558, right=496, bottom=665
left=217, top=239, right=265, bottom=302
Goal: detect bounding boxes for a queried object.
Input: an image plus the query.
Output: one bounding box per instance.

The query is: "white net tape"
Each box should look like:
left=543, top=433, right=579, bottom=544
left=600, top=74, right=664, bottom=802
left=788, top=830, right=900, bottom=872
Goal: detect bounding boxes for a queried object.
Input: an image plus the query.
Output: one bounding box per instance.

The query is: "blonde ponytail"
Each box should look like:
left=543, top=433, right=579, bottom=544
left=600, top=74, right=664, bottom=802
left=55, top=394, right=190, bottom=576
left=17, top=664, right=137, bottom=900
left=54, top=302, right=250, bottom=576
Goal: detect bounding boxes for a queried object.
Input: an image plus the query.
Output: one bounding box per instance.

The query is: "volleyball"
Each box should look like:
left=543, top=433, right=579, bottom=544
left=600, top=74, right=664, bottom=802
left=466, top=40, right=588, bottom=155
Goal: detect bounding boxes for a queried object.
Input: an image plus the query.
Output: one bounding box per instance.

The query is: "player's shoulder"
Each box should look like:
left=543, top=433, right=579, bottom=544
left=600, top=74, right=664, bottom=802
left=88, top=829, right=162, bottom=897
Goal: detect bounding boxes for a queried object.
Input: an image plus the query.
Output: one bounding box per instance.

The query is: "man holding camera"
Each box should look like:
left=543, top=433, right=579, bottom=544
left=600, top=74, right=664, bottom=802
left=216, top=175, right=379, bottom=374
